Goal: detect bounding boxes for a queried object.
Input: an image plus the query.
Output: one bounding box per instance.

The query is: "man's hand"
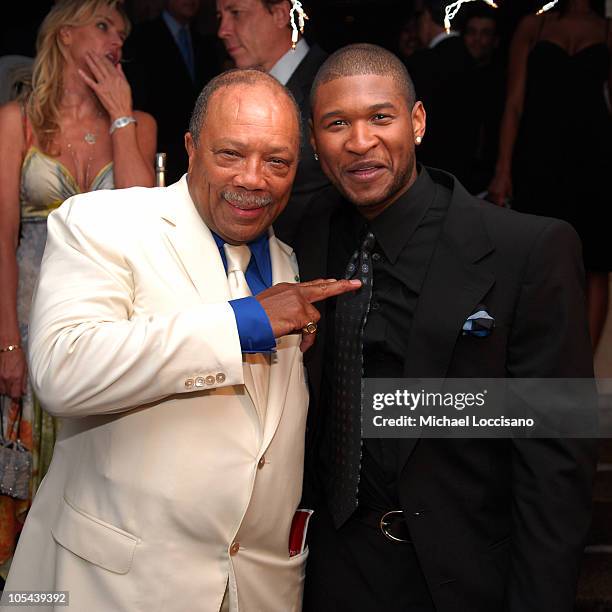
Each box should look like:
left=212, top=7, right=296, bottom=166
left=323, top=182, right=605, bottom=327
left=256, top=279, right=361, bottom=352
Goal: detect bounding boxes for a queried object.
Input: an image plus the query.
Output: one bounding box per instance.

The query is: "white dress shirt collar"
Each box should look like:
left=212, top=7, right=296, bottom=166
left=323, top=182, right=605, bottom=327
left=429, top=30, right=460, bottom=49
left=268, top=39, right=310, bottom=86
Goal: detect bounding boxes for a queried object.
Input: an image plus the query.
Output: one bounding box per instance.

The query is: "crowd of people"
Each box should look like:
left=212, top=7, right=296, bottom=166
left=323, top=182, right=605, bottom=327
left=0, top=0, right=610, bottom=609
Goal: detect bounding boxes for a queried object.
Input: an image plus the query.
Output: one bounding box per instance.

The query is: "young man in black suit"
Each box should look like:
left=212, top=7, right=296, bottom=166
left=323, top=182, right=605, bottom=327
left=216, top=0, right=329, bottom=245
left=124, top=0, right=221, bottom=183
left=296, top=43, right=597, bottom=612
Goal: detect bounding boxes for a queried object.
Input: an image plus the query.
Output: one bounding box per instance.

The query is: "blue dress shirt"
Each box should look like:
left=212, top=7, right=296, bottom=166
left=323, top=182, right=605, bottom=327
left=212, top=232, right=276, bottom=353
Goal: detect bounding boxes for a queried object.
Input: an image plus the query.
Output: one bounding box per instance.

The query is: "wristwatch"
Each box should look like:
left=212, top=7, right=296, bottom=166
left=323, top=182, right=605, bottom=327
left=109, top=116, right=137, bottom=135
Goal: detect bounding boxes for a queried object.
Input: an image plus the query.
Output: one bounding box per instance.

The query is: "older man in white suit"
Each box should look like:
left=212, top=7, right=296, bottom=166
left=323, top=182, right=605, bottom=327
left=4, top=70, right=359, bottom=612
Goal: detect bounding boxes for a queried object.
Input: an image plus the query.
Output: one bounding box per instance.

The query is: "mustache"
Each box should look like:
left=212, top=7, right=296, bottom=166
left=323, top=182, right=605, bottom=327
left=221, top=190, right=273, bottom=209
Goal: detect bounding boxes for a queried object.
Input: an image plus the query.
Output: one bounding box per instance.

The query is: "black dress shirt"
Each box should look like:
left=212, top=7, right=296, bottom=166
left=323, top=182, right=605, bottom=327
left=320, top=167, right=451, bottom=511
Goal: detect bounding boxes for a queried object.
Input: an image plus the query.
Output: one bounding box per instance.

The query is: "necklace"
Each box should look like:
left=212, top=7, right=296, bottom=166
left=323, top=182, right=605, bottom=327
left=62, top=89, right=101, bottom=145
left=65, top=111, right=102, bottom=190
left=84, top=131, right=97, bottom=144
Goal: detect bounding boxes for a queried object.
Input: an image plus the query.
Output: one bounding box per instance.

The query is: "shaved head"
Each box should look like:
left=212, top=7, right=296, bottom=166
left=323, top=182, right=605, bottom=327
left=310, top=43, right=416, bottom=112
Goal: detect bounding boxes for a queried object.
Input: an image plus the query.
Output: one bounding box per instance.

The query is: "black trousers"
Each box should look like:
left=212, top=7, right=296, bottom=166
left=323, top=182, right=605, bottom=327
left=303, top=506, right=436, bottom=612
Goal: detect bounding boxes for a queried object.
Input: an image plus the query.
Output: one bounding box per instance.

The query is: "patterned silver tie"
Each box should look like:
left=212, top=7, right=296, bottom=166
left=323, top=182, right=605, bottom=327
left=327, top=230, right=376, bottom=527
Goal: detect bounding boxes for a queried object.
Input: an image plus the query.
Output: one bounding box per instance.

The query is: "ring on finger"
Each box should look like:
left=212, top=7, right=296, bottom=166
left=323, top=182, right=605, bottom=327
left=302, top=321, right=317, bottom=335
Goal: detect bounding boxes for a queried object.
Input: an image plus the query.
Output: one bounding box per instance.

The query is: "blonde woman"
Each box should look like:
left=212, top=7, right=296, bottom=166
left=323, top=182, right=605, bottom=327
left=0, top=0, right=156, bottom=575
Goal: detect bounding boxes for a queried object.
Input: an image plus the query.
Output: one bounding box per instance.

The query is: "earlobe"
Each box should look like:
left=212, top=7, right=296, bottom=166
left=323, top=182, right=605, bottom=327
left=185, top=133, right=196, bottom=172
left=412, top=101, right=426, bottom=137
left=185, top=132, right=194, bottom=155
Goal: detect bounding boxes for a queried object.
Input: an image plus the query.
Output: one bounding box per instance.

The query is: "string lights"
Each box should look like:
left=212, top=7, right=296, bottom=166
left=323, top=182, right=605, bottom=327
left=536, top=0, right=560, bottom=14
left=444, top=0, right=497, bottom=33
left=444, top=0, right=561, bottom=32
left=290, top=0, right=309, bottom=50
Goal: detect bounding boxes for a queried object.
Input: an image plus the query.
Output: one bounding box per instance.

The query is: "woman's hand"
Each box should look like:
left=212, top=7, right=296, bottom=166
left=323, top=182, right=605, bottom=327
left=0, top=347, right=27, bottom=399
left=79, top=51, right=133, bottom=120
left=487, top=169, right=513, bottom=207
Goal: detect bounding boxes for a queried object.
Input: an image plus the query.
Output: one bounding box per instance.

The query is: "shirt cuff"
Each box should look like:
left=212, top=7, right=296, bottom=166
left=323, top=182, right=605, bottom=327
left=229, top=297, right=277, bottom=353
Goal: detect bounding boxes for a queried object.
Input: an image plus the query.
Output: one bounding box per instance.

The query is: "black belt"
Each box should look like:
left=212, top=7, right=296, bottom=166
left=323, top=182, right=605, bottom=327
left=352, top=507, right=412, bottom=544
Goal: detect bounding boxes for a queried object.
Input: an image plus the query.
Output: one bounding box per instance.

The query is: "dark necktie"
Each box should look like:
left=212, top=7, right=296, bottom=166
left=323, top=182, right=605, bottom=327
left=327, top=230, right=376, bottom=528
left=177, top=26, right=195, bottom=81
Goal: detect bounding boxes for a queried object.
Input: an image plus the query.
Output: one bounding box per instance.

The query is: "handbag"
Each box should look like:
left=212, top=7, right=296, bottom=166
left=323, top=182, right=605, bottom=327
left=0, top=400, right=32, bottom=500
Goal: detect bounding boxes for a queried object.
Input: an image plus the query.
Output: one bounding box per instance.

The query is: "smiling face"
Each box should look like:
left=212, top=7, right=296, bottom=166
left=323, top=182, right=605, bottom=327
left=311, top=74, right=426, bottom=219
left=186, top=82, right=300, bottom=245
left=60, top=7, right=127, bottom=66
left=216, top=0, right=291, bottom=71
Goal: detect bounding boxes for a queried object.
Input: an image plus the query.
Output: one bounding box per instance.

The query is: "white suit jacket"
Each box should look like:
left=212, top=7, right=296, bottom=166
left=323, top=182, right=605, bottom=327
left=5, top=178, right=309, bottom=612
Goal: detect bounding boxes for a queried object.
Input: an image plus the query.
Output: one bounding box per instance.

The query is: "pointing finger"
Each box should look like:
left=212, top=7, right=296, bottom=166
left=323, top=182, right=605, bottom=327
left=297, top=278, right=338, bottom=287
left=301, top=279, right=361, bottom=304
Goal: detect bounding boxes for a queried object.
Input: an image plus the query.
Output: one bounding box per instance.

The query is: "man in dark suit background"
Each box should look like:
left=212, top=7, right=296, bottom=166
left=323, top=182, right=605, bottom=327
left=461, top=3, right=506, bottom=195
left=216, top=0, right=329, bottom=245
left=124, top=0, right=221, bottom=183
left=407, top=0, right=480, bottom=188
left=296, top=44, right=597, bottom=612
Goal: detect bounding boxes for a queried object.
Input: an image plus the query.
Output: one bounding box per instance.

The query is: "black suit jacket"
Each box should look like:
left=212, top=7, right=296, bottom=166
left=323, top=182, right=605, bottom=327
left=123, top=17, right=220, bottom=184
left=273, top=44, right=330, bottom=246
left=295, top=168, right=597, bottom=612
left=407, top=37, right=480, bottom=187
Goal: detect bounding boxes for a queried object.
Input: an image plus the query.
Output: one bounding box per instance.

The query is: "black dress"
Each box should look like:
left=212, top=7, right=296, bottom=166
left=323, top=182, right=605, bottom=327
left=512, top=39, right=612, bottom=271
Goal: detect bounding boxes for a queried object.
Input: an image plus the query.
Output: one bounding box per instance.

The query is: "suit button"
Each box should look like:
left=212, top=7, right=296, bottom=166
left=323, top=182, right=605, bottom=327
left=216, top=373, right=226, bottom=384
left=205, top=375, right=216, bottom=385
left=258, top=456, right=266, bottom=470
left=230, top=541, right=240, bottom=556
left=195, top=377, right=205, bottom=388
left=372, top=252, right=383, bottom=262
left=185, top=379, right=194, bottom=389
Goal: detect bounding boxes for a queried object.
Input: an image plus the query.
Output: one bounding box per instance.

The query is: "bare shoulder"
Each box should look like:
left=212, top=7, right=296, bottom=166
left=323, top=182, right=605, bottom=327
left=0, top=101, right=24, bottom=135
left=133, top=110, right=157, bottom=132
left=0, top=101, right=26, bottom=160
left=514, top=13, right=541, bottom=41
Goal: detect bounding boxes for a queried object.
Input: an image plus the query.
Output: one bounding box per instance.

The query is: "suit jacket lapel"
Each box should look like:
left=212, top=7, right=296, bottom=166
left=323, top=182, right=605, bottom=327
left=261, top=231, right=301, bottom=451
left=397, top=174, right=496, bottom=469
left=160, top=178, right=262, bottom=411
left=160, top=178, right=229, bottom=302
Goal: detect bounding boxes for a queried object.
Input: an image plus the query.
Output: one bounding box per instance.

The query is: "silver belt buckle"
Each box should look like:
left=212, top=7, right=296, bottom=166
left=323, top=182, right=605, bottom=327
left=379, top=510, right=410, bottom=543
